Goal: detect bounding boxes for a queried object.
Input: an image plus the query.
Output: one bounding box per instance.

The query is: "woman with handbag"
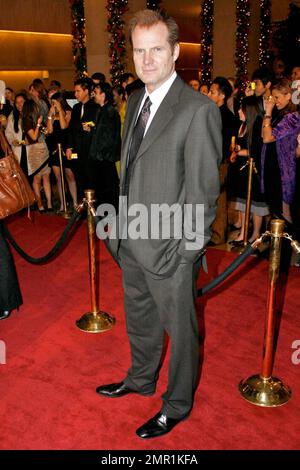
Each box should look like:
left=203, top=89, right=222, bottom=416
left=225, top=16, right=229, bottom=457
left=0, top=127, right=23, bottom=319
left=229, top=96, right=269, bottom=245
left=22, top=99, right=52, bottom=212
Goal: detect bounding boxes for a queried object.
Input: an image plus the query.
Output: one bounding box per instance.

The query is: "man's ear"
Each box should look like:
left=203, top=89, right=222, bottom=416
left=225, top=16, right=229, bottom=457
left=173, top=43, right=180, bottom=62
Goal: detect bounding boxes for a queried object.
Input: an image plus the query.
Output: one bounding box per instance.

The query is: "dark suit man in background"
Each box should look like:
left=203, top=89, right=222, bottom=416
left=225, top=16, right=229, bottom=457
left=96, top=9, right=222, bottom=439
left=66, top=78, right=99, bottom=199
left=208, top=77, right=240, bottom=245
left=251, top=67, right=274, bottom=117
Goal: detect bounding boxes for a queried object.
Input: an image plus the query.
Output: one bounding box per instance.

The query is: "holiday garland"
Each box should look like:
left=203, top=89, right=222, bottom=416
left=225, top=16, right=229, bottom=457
left=199, top=0, right=214, bottom=85
left=235, top=0, right=250, bottom=86
left=147, top=0, right=162, bottom=10
left=259, top=0, right=272, bottom=68
left=69, top=0, right=87, bottom=78
left=106, top=0, right=129, bottom=87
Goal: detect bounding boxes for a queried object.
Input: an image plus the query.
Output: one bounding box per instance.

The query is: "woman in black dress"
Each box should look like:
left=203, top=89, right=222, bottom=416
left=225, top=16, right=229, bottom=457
left=229, top=96, right=269, bottom=244
left=46, top=92, right=77, bottom=210
left=0, top=128, right=23, bottom=319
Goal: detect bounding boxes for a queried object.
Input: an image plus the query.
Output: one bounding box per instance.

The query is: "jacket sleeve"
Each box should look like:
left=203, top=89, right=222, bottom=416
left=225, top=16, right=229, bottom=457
left=67, top=106, right=77, bottom=150
left=177, top=101, right=222, bottom=262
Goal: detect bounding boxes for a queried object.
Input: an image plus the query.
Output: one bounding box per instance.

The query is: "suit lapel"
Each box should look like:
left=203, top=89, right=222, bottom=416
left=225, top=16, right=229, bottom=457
left=120, top=76, right=185, bottom=188
left=120, top=90, right=145, bottom=188
left=132, top=76, right=184, bottom=168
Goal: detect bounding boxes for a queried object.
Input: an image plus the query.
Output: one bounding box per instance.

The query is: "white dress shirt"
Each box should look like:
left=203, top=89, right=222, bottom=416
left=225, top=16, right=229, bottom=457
left=136, top=71, right=177, bottom=136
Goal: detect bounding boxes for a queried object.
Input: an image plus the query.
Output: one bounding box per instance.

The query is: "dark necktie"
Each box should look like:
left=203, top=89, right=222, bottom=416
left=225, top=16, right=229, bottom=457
left=128, top=96, right=152, bottom=165
left=124, top=96, right=152, bottom=194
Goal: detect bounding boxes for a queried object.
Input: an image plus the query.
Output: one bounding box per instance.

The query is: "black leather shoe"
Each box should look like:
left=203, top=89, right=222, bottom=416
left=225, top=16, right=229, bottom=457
left=95, top=381, right=150, bottom=398
left=136, top=411, right=187, bottom=439
left=0, top=310, right=11, bottom=320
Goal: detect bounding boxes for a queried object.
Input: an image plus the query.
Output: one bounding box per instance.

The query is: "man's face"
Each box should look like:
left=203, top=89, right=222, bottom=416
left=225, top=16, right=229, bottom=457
left=200, top=84, right=209, bottom=95
left=291, top=67, right=300, bottom=82
left=132, top=22, right=179, bottom=93
left=189, top=80, right=200, bottom=91
left=208, top=84, right=224, bottom=107
left=74, top=85, right=89, bottom=103
left=254, top=79, right=266, bottom=97
left=122, top=76, right=135, bottom=88
left=93, top=87, right=105, bottom=106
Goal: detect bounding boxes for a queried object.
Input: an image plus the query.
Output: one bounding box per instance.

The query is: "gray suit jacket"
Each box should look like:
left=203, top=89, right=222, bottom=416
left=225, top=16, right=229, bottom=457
left=108, top=76, right=222, bottom=278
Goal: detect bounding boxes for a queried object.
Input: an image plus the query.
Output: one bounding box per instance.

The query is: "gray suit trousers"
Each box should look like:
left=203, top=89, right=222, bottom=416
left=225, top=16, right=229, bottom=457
left=119, top=238, right=200, bottom=419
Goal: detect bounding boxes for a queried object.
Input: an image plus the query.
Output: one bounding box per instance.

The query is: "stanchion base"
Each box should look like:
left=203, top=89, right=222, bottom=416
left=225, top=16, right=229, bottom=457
left=57, top=210, right=72, bottom=219
left=76, top=311, right=116, bottom=333
left=230, top=243, right=249, bottom=254
left=239, top=374, right=291, bottom=407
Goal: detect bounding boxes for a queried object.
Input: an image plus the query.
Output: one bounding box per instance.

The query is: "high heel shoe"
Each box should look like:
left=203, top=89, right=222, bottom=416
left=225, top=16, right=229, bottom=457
left=0, top=310, right=11, bottom=320
left=229, top=239, right=244, bottom=247
left=229, top=223, right=242, bottom=231
left=228, top=233, right=242, bottom=245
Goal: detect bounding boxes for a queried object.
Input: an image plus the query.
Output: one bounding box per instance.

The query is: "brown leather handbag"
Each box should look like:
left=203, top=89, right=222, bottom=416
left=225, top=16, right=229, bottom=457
left=0, top=129, right=35, bottom=219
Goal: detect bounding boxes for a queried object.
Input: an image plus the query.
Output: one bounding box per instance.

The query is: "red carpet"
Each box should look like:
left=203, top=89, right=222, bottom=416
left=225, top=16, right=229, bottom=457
left=0, top=213, right=300, bottom=450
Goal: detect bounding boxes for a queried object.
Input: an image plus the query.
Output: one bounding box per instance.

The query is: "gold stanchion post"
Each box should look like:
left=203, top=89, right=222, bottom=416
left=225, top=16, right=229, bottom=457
left=76, top=189, right=116, bottom=333
left=243, top=157, right=254, bottom=246
left=239, top=219, right=292, bottom=407
left=57, top=143, right=71, bottom=219
left=231, top=157, right=256, bottom=253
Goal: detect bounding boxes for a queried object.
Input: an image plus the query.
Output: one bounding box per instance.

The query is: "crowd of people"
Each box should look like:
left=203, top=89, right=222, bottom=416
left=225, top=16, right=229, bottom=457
left=0, top=72, right=145, bottom=213
left=1, top=64, right=299, bottom=235
left=189, top=66, right=300, bottom=250
left=1, top=60, right=300, bottom=323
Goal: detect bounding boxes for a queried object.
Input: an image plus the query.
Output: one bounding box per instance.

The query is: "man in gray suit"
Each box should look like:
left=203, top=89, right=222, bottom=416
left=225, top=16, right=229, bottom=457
left=96, top=9, right=222, bottom=439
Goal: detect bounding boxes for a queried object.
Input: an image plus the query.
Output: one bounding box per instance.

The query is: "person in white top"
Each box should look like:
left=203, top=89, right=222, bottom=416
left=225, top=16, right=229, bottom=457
left=5, top=93, right=28, bottom=172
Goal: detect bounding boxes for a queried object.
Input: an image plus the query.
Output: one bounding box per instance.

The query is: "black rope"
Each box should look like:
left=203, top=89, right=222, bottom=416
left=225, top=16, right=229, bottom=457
left=3, top=210, right=81, bottom=264
left=197, top=244, right=256, bottom=296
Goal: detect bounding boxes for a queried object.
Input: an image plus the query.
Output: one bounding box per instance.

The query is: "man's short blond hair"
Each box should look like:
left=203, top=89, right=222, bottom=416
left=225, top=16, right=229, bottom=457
left=128, top=9, right=179, bottom=52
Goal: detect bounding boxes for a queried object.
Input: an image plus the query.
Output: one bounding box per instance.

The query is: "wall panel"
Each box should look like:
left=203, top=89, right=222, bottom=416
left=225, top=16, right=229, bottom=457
left=0, top=0, right=71, bottom=33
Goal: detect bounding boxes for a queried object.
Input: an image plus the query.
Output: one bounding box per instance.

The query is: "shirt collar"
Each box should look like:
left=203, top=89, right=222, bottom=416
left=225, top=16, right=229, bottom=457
left=144, top=71, right=177, bottom=105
